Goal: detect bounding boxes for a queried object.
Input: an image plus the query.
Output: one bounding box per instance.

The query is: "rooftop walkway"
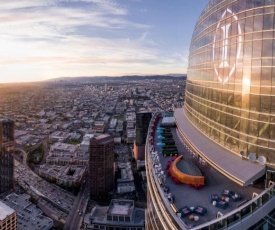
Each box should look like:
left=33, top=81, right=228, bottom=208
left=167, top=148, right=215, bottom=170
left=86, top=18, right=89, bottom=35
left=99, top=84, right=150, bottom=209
left=174, top=108, right=266, bottom=186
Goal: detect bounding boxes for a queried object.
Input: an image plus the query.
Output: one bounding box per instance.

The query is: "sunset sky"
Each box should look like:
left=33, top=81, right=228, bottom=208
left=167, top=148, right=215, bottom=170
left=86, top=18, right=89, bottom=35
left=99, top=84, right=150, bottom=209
left=0, top=0, right=208, bottom=83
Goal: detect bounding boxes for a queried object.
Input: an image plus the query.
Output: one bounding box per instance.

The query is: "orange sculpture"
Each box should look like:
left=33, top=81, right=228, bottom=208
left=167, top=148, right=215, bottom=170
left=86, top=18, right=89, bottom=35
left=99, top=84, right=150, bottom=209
left=169, top=155, right=205, bottom=188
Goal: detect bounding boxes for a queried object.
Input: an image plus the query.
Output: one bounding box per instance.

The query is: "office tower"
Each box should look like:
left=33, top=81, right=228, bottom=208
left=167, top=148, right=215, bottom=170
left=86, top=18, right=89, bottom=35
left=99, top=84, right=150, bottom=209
left=89, top=134, right=114, bottom=199
left=134, top=112, right=152, bottom=160
left=186, top=0, right=275, bottom=173
left=0, top=118, right=14, bottom=195
left=146, top=1, right=275, bottom=229
left=0, top=201, right=17, bottom=230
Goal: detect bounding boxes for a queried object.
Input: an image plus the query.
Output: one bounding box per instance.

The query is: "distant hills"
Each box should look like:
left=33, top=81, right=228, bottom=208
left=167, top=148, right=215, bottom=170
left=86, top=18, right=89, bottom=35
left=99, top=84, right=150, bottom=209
left=46, top=74, right=187, bottom=83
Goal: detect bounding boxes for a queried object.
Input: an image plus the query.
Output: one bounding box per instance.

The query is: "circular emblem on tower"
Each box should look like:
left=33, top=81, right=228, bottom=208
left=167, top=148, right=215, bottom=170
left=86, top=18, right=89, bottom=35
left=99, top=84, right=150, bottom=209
left=213, top=9, right=242, bottom=84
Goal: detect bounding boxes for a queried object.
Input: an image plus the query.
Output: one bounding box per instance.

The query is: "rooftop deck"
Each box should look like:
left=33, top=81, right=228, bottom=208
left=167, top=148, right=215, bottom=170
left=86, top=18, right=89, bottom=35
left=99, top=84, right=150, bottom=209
left=153, top=118, right=264, bottom=227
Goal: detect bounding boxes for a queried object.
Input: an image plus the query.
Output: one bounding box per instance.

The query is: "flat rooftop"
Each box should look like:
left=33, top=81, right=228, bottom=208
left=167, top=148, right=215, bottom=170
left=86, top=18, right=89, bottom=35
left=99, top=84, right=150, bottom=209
left=108, top=200, right=134, bottom=217
left=85, top=200, right=144, bottom=227
left=2, top=193, right=53, bottom=230
left=174, top=108, right=266, bottom=186
left=153, top=118, right=264, bottom=227
left=110, top=204, right=130, bottom=215
left=0, top=201, right=15, bottom=221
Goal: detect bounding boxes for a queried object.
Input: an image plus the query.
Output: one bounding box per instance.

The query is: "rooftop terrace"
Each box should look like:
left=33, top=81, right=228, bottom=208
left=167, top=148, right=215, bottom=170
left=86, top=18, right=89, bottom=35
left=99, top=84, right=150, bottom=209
left=150, top=115, right=265, bottom=228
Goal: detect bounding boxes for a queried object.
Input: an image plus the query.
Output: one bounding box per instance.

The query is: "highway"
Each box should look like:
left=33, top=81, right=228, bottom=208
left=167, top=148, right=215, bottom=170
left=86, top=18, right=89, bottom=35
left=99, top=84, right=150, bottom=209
left=14, top=148, right=28, bottom=164
left=15, top=143, right=91, bottom=229
left=15, top=137, right=48, bottom=165
left=64, top=179, right=90, bottom=230
left=14, top=159, right=76, bottom=221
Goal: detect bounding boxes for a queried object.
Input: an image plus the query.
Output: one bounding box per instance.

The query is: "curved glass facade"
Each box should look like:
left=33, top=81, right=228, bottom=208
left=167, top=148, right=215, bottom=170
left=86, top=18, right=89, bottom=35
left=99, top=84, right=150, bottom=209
left=186, top=0, right=275, bottom=167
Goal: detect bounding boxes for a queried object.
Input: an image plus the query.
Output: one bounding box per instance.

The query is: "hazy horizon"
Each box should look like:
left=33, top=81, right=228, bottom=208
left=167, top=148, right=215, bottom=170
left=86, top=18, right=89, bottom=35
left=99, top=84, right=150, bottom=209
left=0, top=73, right=187, bottom=85
left=0, top=0, right=208, bottom=83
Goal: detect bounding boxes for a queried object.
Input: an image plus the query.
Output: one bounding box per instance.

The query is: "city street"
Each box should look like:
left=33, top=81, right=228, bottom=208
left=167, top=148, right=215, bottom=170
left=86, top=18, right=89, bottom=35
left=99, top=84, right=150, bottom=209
left=64, top=180, right=90, bottom=230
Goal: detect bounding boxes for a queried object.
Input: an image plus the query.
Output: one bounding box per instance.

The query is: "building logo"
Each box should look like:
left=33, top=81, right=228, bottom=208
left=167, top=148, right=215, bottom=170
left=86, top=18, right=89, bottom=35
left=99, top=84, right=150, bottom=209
left=213, top=9, right=242, bottom=83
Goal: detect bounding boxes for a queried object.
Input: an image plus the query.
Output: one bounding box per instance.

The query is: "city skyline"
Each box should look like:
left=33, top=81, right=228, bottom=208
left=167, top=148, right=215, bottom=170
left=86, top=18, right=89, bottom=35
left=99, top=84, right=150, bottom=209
left=0, top=0, right=208, bottom=83
left=1, top=0, right=275, bottom=229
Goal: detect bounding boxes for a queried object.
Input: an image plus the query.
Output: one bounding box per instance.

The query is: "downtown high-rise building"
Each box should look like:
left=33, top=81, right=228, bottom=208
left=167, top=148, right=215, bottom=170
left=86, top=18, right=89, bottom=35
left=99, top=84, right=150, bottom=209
left=145, top=0, right=275, bottom=229
left=0, top=118, right=14, bottom=195
left=134, top=111, right=152, bottom=160
left=89, top=134, right=114, bottom=199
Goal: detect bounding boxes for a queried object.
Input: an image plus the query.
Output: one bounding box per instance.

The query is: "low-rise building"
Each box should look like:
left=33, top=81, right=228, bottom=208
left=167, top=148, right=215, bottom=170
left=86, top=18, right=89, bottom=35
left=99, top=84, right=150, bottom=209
left=39, top=165, right=86, bottom=187
left=117, top=182, right=135, bottom=194
left=0, top=201, right=17, bottom=230
left=117, top=162, right=135, bottom=194
left=49, top=142, right=77, bottom=155
left=2, top=193, right=53, bottom=230
left=136, top=160, right=145, bottom=170
left=126, top=130, right=136, bottom=144
left=84, top=199, right=145, bottom=230
left=115, top=120, right=124, bottom=133
left=94, top=120, right=105, bottom=133
left=80, top=134, right=95, bottom=153
left=49, top=131, right=70, bottom=143
left=117, top=163, right=134, bottom=183
left=46, top=142, right=89, bottom=165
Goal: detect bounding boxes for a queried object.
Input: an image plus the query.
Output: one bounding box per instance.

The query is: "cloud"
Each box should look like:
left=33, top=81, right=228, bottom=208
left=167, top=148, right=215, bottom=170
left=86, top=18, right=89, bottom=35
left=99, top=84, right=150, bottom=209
left=0, top=0, right=127, bottom=15
left=0, top=0, right=184, bottom=83
left=85, top=0, right=128, bottom=15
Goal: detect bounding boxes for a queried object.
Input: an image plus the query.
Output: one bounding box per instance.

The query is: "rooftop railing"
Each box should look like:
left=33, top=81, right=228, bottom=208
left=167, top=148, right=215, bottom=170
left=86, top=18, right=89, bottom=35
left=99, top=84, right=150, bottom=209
left=191, top=181, right=275, bottom=230
left=146, top=111, right=275, bottom=230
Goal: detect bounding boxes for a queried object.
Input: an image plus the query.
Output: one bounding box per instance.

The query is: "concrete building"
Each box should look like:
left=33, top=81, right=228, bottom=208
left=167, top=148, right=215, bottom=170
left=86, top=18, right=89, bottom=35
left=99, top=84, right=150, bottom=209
left=133, top=144, right=145, bottom=161
left=117, top=182, right=135, bottom=194
left=126, top=129, right=136, bottom=144
left=49, top=131, right=70, bottom=143
left=84, top=199, right=145, bottom=230
left=80, top=134, right=95, bottom=153
left=94, top=121, right=106, bottom=133
left=46, top=142, right=88, bottom=165
left=0, top=201, right=16, bottom=230
left=3, top=193, right=53, bottom=230
left=39, top=164, right=86, bottom=187
left=89, top=134, right=115, bottom=199
left=109, top=118, right=117, bottom=129
left=117, top=162, right=135, bottom=194
left=0, top=118, right=14, bottom=195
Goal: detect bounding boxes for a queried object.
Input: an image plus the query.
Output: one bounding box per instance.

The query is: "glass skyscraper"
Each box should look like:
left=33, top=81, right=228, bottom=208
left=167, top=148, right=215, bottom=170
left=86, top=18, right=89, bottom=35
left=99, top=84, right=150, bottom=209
left=136, top=112, right=152, bottom=146
left=0, top=118, right=14, bottom=195
left=145, top=1, right=275, bottom=230
left=186, top=0, right=275, bottom=167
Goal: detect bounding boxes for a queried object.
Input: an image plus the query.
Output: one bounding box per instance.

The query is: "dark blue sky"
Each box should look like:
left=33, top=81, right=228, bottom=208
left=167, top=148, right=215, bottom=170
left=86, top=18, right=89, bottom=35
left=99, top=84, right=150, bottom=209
left=0, top=0, right=209, bottom=82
